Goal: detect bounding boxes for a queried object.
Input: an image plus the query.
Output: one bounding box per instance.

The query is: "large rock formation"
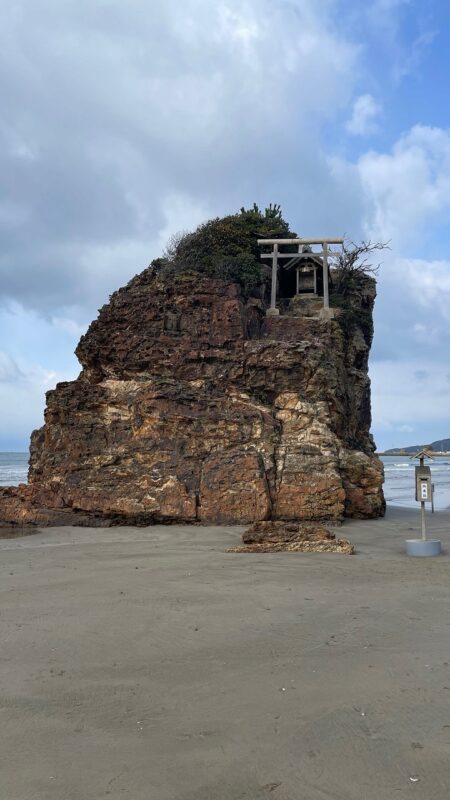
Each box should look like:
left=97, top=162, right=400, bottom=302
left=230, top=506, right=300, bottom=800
left=0, top=269, right=384, bottom=526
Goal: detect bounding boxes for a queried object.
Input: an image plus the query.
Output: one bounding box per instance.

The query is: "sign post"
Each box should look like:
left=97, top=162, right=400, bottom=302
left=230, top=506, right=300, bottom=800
left=406, top=450, right=441, bottom=556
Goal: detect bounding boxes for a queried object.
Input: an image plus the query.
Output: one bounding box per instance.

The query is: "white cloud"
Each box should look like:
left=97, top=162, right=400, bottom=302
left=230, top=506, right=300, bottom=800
left=349, top=121, right=450, bottom=449
left=51, top=317, right=86, bottom=337
left=412, top=322, right=440, bottom=346
left=367, top=0, right=411, bottom=32
left=0, top=0, right=359, bottom=315
left=0, top=355, right=73, bottom=448
left=365, top=0, right=435, bottom=83
left=358, top=125, right=450, bottom=245
left=404, top=258, right=450, bottom=320
left=371, top=359, right=450, bottom=432
left=393, top=29, right=437, bottom=83
left=0, top=352, right=24, bottom=382
left=346, top=94, right=381, bottom=136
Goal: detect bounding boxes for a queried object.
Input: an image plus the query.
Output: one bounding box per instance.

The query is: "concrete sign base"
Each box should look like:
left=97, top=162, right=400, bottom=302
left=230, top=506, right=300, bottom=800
left=405, top=539, right=441, bottom=557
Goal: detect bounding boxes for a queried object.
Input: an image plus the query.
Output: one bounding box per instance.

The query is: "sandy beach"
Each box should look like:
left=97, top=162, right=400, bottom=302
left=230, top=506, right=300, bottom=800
left=1, top=506, right=450, bottom=799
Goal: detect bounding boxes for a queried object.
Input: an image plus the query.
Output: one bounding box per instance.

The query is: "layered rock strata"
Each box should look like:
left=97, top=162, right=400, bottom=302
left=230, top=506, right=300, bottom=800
left=0, top=269, right=385, bottom=526
left=227, top=521, right=354, bottom=554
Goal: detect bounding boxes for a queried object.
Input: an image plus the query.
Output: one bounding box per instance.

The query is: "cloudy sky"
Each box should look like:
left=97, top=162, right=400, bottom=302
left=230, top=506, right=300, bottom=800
left=1, top=0, right=450, bottom=452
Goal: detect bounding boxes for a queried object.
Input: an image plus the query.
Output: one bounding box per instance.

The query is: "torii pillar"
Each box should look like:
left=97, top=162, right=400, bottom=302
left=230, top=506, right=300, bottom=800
left=268, top=243, right=279, bottom=316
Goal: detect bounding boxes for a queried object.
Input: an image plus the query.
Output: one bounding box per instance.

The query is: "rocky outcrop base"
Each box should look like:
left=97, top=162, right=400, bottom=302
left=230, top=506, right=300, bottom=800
left=227, top=520, right=354, bottom=554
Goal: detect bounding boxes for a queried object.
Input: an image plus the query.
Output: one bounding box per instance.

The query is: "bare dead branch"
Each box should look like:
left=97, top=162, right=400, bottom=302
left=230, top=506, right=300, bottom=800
left=332, top=240, right=390, bottom=295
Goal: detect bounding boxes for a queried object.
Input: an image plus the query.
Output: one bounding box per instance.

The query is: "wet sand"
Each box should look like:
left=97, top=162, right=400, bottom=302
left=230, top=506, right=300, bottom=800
left=1, top=506, right=450, bottom=799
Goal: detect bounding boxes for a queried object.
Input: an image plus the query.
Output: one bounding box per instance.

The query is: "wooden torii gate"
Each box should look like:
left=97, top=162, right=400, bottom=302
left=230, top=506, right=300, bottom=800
left=257, top=238, right=344, bottom=316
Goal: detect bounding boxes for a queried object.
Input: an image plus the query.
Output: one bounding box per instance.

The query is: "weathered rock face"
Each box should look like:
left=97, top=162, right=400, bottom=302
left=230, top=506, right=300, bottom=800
left=227, top=521, right=355, bottom=554
left=0, top=269, right=385, bottom=526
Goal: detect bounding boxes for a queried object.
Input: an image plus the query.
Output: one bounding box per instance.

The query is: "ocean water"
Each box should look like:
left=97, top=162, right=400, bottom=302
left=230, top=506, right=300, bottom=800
left=381, top=454, right=450, bottom=511
left=0, top=452, right=28, bottom=486
left=1, top=452, right=449, bottom=511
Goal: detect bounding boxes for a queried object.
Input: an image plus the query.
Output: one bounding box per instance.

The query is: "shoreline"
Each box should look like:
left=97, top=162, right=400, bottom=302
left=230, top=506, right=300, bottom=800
left=1, top=502, right=449, bottom=536
left=386, top=501, right=450, bottom=511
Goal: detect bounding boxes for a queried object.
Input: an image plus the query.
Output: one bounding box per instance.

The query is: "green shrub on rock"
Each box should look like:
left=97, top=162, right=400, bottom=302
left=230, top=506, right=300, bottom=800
left=152, top=204, right=295, bottom=297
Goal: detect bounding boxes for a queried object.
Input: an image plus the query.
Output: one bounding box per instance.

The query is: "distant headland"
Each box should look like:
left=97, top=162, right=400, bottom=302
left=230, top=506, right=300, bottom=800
left=378, top=438, right=450, bottom=456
